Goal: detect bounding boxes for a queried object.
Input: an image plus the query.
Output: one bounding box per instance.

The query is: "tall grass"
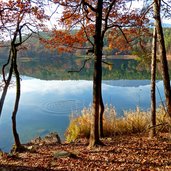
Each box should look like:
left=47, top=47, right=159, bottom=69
left=65, top=105, right=170, bottom=143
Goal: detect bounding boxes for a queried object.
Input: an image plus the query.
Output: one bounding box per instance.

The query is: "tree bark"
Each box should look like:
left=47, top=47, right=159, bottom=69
left=89, top=0, right=103, bottom=147
left=11, top=45, right=23, bottom=152
left=153, top=0, right=171, bottom=117
left=99, top=91, right=104, bottom=138
left=150, top=26, right=157, bottom=137
left=0, top=53, right=13, bottom=117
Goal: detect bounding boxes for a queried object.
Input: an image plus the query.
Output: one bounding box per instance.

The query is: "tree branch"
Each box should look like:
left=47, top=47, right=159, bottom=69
left=82, top=1, right=96, bottom=12
left=68, top=57, right=92, bottom=72
left=117, top=26, right=130, bottom=44
left=2, top=50, right=12, bottom=84
left=102, top=60, right=113, bottom=66
left=80, top=22, right=94, bottom=47
left=102, top=0, right=117, bottom=40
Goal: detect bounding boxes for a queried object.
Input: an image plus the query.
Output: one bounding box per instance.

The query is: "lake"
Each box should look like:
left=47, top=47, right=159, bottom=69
left=0, top=76, right=165, bottom=152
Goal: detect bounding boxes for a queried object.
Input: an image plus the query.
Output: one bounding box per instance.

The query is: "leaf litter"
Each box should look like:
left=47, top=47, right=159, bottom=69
left=0, top=133, right=171, bottom=171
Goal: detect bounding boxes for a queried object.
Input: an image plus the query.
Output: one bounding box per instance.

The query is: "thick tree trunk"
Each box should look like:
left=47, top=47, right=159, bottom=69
left=89, top=0, right=103, bottom=147
left=153, top=0, right=171, bottom=117
left=11, top=46, right=23, bottom=152
left=150, top=27, right=157, bottom=137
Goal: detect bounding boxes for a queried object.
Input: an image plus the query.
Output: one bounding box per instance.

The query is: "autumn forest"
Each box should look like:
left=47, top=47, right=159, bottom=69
left=0, top=0, right=171, bottom=170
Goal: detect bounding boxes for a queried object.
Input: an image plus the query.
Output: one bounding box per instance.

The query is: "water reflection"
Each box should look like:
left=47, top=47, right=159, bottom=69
left=0, top=77, right=165, bottom=152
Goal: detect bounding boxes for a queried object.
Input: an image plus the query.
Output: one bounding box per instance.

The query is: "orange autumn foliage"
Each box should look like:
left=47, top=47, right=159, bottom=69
left=43, top=0, right=150, bottom=54
left=42, top=28, right=92, bottom=53
left=0, top=0, right=48, bottom=35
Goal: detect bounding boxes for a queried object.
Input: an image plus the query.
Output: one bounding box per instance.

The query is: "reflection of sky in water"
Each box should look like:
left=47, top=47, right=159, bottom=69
left=0, top=77, right=165, bottom=152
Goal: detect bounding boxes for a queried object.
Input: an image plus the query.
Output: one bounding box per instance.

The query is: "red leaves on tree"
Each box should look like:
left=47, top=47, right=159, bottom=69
left=42, top=28, right=88, bottom=53
left=43, top=0, right=151, bottom=55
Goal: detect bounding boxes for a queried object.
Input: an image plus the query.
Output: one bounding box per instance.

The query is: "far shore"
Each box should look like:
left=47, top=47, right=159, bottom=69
left=106, top=54, right=171, bottom=60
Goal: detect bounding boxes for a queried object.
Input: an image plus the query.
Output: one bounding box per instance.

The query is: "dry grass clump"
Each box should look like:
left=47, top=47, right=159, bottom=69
left=155, top=106, right=171, bottom=132
left=65, top=105, right=170, bottom=143
left=65, top=108, right=91, bottom=142
left=104, top=106, right=151, bottom=136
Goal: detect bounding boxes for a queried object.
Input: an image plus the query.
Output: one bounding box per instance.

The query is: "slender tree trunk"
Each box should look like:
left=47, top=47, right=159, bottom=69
left=89, top=0, right=103, bottom=147
left=150, top=27, right=157, bottom=137
left=11, top=46, right=22, bottom=152
left=0, top=53, right=13, bottom=117
left=153, top=0, right=171, bottom=117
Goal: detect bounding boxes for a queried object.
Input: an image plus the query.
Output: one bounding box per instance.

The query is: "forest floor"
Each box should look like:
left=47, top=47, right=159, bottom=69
left=0, top=133, right=171, bottom=171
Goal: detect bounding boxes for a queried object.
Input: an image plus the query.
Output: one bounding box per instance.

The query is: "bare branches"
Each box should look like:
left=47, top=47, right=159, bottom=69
left=118, top=26, right=129, bottom=44
left=82, top=0, right=96, bottom=13
left=80, top=22, right=94, bottom=47
left=162, top=0, right=171, bottom=8
left=102, top=60, right=113, bottom=66
left=68, top=57, right=92, bottom=72
left=103, top=0, right=116, bottom=30
left=161, top=0, right=171, bottom=18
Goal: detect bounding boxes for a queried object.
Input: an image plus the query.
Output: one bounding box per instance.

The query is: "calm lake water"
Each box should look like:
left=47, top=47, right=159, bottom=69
left=0, top=76, right=165, bottom=152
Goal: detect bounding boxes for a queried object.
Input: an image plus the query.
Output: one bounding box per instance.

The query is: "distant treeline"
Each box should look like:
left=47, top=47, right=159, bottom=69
left=0, top=28, right=171, bottom=80
left=0, top=27, right=171, bottom=60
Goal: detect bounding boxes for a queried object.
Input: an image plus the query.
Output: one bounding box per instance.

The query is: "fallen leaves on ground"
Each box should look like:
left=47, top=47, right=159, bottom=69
left=0, top=133, right=171, bottom=171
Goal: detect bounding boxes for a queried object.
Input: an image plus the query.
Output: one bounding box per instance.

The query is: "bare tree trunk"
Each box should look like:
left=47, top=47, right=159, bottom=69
left=0, top=53, right=13, bottom=117
left=153, top=0, right=171, bottom=117
left=150, top=27, right=157, bottom=137
left=11, top=46, right=23, bottom=152
left=89, top=0, right=103, bottom=147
